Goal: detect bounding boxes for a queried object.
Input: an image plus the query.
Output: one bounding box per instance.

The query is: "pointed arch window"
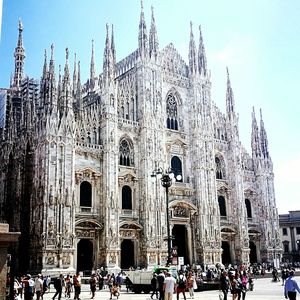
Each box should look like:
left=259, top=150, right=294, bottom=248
left=215, top=156, right=226, bottom=179
left=218, top=196, right=227, bottom=216
left=80, top=181, right=92, bottom=207
left=245, top=199, right=252, bottom=218
left=119, top=139, right=134, bottom=166
left=122, top=185, right=132, bottom=210
left=171, top=156, right=183, bottom=182
left=166, top=93, right=178, bottom=130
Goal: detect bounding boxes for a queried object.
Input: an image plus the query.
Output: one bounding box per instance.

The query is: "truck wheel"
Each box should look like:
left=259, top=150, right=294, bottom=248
left=143, top=288, right=150, bottom=294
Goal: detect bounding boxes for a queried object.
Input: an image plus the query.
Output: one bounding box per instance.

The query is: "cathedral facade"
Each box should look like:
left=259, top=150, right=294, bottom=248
left=0, top=5, right=281, bottom=274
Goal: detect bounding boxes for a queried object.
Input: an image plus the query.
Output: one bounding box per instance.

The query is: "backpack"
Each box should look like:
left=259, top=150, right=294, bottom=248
left=178, top=275, right=186, bottom=288
left=242, top=276, right=247, bottom=286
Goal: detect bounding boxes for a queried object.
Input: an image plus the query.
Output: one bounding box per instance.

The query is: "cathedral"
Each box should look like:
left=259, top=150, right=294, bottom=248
left=0, top=3, right=282, bottom=274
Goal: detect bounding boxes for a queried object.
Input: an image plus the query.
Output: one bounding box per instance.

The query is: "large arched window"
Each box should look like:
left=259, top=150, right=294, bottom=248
left=80, top=181, right=92, bottom=207
left=245, top=199, right=252, bottom=218
left=122, top=186, right=132, bottom=209
left=215, top=156, right=226, bottom=179
left=119, top=139, right=134, bottom=166
left=166, top=93, right=178, bottom=130
left=171, top=156, right=183, bottom=182
left=218, top=196, right=227, bottom=216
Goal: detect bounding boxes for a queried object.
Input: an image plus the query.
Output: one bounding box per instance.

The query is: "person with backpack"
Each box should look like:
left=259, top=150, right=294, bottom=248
left=22, top=274, right=34, bottom=300
left=52, top=274, right=64, bottom=300
left=176, top=271, right=187, bottom=300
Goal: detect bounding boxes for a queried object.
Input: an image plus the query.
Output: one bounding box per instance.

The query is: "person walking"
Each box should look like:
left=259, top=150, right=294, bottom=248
left=52, top=274, right=64, bottom=300
left=219, top=270, right=230, bottom=300
left=163, top=272, right=176, bottom=300
left=34, top=274, right=43, bottom=300
left=186, top=272, right=195, bottom=299
left=284, top=270, right=300, bottom=300
left=150, top=274, right=159, bottom=299
left=176, top=271, right=187, bottom=300
left=89, top=273, right=97, bottom=299
left=73, top=273, right=81, bottom=300
left=157, top=270, right=165, bottom=300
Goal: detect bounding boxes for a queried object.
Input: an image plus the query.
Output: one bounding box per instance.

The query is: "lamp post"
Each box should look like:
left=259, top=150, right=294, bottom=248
left=151, top=167, right=181, bottom=266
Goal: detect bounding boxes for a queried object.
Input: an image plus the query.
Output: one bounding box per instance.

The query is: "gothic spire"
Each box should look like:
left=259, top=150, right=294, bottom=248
left=63, top=47, right=70, bottom=85
left=57, top=64, right=62, bottom=110
left=90, top=39, right=95, bottom=89
left=138, top=0, right=148, bottom=59
left=260, top=109, right=269, bottom=158
left=251, top=107, right=261, bottom=158
left=42, top=49, right=48, bottom=79
left=77, top=61, right=82, bottom=112
left=73, top=53, right=77, bottom=95
left=49, top=44, right=55, bottom=78
left=198, top=25, right=207, bottom=76
left=226, top=67, right=235, bottom=116
left=149, top=5, right=159, bottom=59
left=188, top=21, right=197, bottom=75
left=12, top=19, right=26, bottom=88
left=48, top=44, right=57, bottom=110
left=111, top=25, right=116, bottom=68
left=103, top=24, right=113, bottom=83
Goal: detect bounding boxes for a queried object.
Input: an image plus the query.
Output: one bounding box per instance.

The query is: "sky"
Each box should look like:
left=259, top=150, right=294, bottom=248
left=0, top=0, right=299, bottom=214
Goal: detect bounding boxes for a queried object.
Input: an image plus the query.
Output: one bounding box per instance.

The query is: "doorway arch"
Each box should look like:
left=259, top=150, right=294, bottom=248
left=249, top=241, right=258, bottom=263
left=172, top=224, right=189, bottom=265
left=121, top=239, right=134, bottom=269
left=77, top=239, right=93, bottom=273
left=221, top=241, right=231, bottom=265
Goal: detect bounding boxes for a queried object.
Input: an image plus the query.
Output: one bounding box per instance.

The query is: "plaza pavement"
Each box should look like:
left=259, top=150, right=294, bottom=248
left=42, top=276, right=299, bottom=300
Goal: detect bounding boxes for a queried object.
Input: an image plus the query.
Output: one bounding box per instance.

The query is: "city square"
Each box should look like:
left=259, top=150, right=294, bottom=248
left=0, top=1, right=300, bottom=299
left=39, top=275, right=297, bottom=300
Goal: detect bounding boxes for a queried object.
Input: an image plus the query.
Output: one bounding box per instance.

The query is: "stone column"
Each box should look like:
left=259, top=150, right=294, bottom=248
left=0, top=224, right=20, bottom=300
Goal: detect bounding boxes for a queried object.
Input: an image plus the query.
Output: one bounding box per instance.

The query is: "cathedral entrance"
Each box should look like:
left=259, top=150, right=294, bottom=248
left=249, top=241, right=258, bottom=263
left=172, top=224, right=189, bottom=265
left=77, top=239, right=93, bottom=274
left=121, top=239, right=134, bottom=269
left=221, top=241, right=231, bottom=265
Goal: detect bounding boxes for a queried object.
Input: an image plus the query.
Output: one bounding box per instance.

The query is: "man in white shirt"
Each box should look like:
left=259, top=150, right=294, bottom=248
left=164, top=272, right=176, bottom=300
left=34, top=274, right=43, bottom=300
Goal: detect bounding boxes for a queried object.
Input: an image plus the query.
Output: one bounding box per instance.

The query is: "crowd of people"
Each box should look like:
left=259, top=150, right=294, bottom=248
left=7, top=262, right=300, bottom=300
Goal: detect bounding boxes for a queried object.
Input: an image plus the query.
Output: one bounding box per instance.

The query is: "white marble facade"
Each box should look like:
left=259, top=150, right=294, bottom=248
left=0, top=5, right=281, bottom=273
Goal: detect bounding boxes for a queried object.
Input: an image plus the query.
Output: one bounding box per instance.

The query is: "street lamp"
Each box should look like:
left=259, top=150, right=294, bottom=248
left=151, top=167, right=182, bottom=266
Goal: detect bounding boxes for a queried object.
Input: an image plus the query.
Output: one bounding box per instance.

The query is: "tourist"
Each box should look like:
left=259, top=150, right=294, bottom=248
left=186, top=272, right=196, bottom=299
left=89, top=273, right=97, bottom=299
left=284, top=270, right=300, bottom=299
left=150, top=273, right=158, bottom=299
left=176, top=270, right=187, bottom=300
left=219, top=270, right=230, bottom=300
left=73, top=273, right=81, bottom=300
left=52, top=274, right=64, bottom=300
left=34, top=274, right=43, bottom=300
left=163, top=272, right=176, bottom=300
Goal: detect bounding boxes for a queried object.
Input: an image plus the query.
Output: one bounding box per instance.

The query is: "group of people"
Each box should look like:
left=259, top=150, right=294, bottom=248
left=12, top=274, right=51, bottom=300
left=149, top=269, right=197, bottom=300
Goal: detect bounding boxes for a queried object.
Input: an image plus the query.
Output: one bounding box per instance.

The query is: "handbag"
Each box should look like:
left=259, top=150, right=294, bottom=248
left=193, top=279, right=197, bottom=290
left=219, top=290, right=224, bottom=300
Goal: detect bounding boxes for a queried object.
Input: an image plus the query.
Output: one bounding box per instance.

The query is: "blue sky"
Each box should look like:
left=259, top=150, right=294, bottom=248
left=0, top=0, right=299, bottom=214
